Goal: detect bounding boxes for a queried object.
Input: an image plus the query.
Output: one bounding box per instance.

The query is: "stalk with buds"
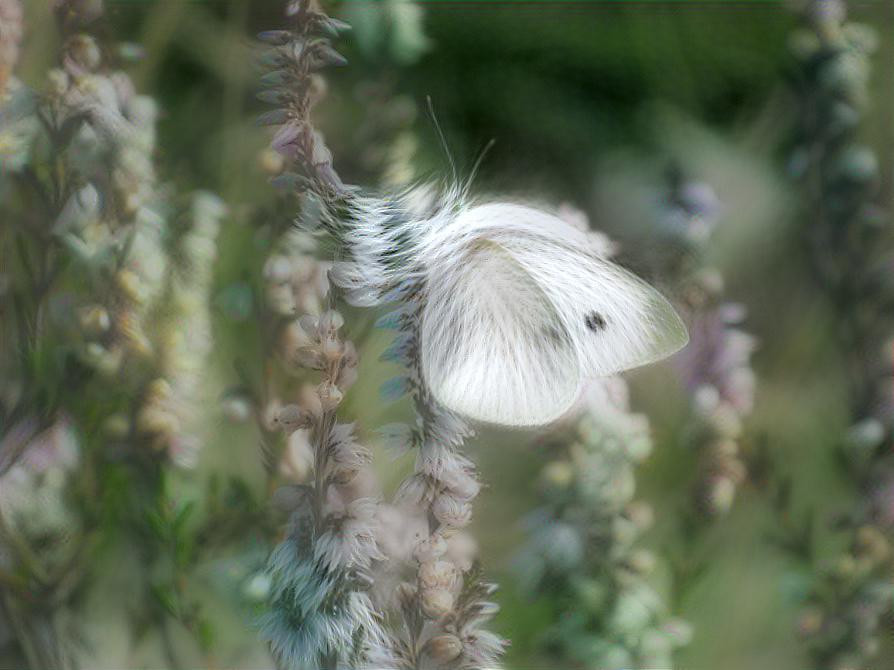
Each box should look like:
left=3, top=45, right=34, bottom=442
left=661, top=170, right=756, bottom=518
left=516, top=377, right=691, bottom=669
left=261, top=308, right=394, bottom=669
left=256, top=1, right=505, bottom=667
left=785, top=1, right=894, bottom=668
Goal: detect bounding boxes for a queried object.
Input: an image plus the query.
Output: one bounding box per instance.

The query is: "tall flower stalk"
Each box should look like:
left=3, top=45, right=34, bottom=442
left=662, top=170, right=756, bottom=517
left=257, top=1, right=504, bottom=667
left=260, top=309, right=392, bottom=669
left=514, top=211, right=690, bottom=669
left=785, top=2, right=894, bottom=668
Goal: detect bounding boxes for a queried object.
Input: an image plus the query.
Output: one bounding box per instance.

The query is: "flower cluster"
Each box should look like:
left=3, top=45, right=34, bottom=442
left=137, top=193, right=226, bottom=467
left=663, top=172, right=757, bottom=516
left=516, top=379, right=691, bottom=669
left=787, top=2, right=894, bottom=668
left=0, top=417, right=80, bottom=570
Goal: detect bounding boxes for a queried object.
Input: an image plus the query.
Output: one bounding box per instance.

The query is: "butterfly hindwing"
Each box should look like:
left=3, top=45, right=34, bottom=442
left=420, top=238, right=583, bottom=426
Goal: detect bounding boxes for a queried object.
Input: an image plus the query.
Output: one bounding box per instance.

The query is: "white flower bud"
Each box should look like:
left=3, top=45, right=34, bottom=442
left=298, top=384, right=323, bottom=418
left=77, top=304, right=110, bottom=336
left=220, top=394, right=252, bottom=423
left=336, top=363, right=359, bottom=390
left=272, top=404, right=310, bottom=433
left=418, top=560, right=459, bottom=592
left=264, top=254, right=293, bottom=284
left=701, top=475, right=736, bottom=516
left=320, top=334, right=344, bottom=361
left=626, top=549, right=656, bottom=575
left=242, top=572, right=271, bottom=603
left=420, top=587, right=454, bottom=619
left=64, top=34, right=102, bottom=72
left=540, top=460, right=574, bottom=492
left=279, top=321, right=324, bottom=370
left=446, top=531, right=478, bottom=573
left=318, top=309, right=344, bottom=333
left=102, top=413, right=130, bottom=439
left=317, top=381, right=343, bottom=411
left=432, top=493, right=472, bottom=529
left=423, top=634, right=463, bottom=664
left=279, top=429, right=314, bottom=482
left=625, top=501, right=654, bottom=532
left=414, top=533, right=447, bottom=563
left=48, top=68, right=69, bottom=97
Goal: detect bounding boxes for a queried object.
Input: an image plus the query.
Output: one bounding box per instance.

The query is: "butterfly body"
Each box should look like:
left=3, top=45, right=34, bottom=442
left=332, top=188, right=688, bottom=427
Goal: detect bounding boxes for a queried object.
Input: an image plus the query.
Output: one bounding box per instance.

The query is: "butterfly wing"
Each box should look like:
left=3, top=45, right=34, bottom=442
left=420, top=238, right=583, bottom=427
left=419, top=203, right=688, bottom=426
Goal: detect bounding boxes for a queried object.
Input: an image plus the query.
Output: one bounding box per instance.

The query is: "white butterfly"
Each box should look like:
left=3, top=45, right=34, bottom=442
left=333, top=191, right=688, bottom=427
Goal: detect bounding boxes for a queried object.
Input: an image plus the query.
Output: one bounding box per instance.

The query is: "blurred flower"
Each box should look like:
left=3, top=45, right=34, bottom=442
left=0, top=0, right=23, bottom=95
left=516, top=377, right=688, bottom=668
left=0, top=417, right=80, bottom=542
left=663, top=169, right=756, bottom=517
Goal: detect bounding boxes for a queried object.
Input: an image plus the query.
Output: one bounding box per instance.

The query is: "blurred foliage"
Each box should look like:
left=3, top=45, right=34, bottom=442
left=4, top=1, right=894, bottom=669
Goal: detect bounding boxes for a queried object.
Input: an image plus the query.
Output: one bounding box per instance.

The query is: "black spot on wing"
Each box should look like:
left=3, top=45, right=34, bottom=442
left=585, top=311, right=608, bottom=332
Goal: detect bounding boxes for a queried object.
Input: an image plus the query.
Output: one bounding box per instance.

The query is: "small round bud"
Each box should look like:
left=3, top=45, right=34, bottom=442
left=220, top=394, right=252, bottom=423
left=661, top=618, right=694, bottom=647
left=279, top=321, right=324, bottom=370
left=833, top=553, right=857, bottom=581
left=625, top=501, right=654, bottom=531
left=414, top=533, right=448, bottom=563
left=540, top=460, right=574, bottom=492
left=264, top=254, right=293, bottom=284
left=420, top=588, right=454, bottom=619
left=317, top=381, right=343, bottom=411
left=78, top=305, right=111, bottom=336
left=258, top=148, right=286, bottom=176
left=320, top=335, right=344, bottom=361
left=418, top=560, right=459, bottom=591
left=116, top=269, right=143, bottom=304
left=626, top=550, right=656, bottom=576
left=242, top=573, right=271, bottom=603
left=336, top=363, right=359, bottom=390
left=446, top=531, right=478, bottom=572
left=102, top=413, right=130, bottom=439
left=64, top=35, right=102, bottom=72
left=432, top=494, right=472, bottom=529
left=699, top=475, right=736, bottom=516
left=272, top=404, right=310, bottom=433
left=318, top=309, right=344, bottom=333
left=298, top=384, right=324, bottom=418
left=423, top=634, right=463, bottom=664
left=279, top=430, right=314, bottom=482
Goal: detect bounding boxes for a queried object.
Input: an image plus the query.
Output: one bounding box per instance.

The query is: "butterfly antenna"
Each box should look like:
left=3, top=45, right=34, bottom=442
left=463, top=138, right=495, bottom=196
left=426, top=95, right=457, bottom=186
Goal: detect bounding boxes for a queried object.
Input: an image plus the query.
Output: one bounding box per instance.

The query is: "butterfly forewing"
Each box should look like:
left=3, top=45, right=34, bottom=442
left=505, top=236, right=689, bottom=378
